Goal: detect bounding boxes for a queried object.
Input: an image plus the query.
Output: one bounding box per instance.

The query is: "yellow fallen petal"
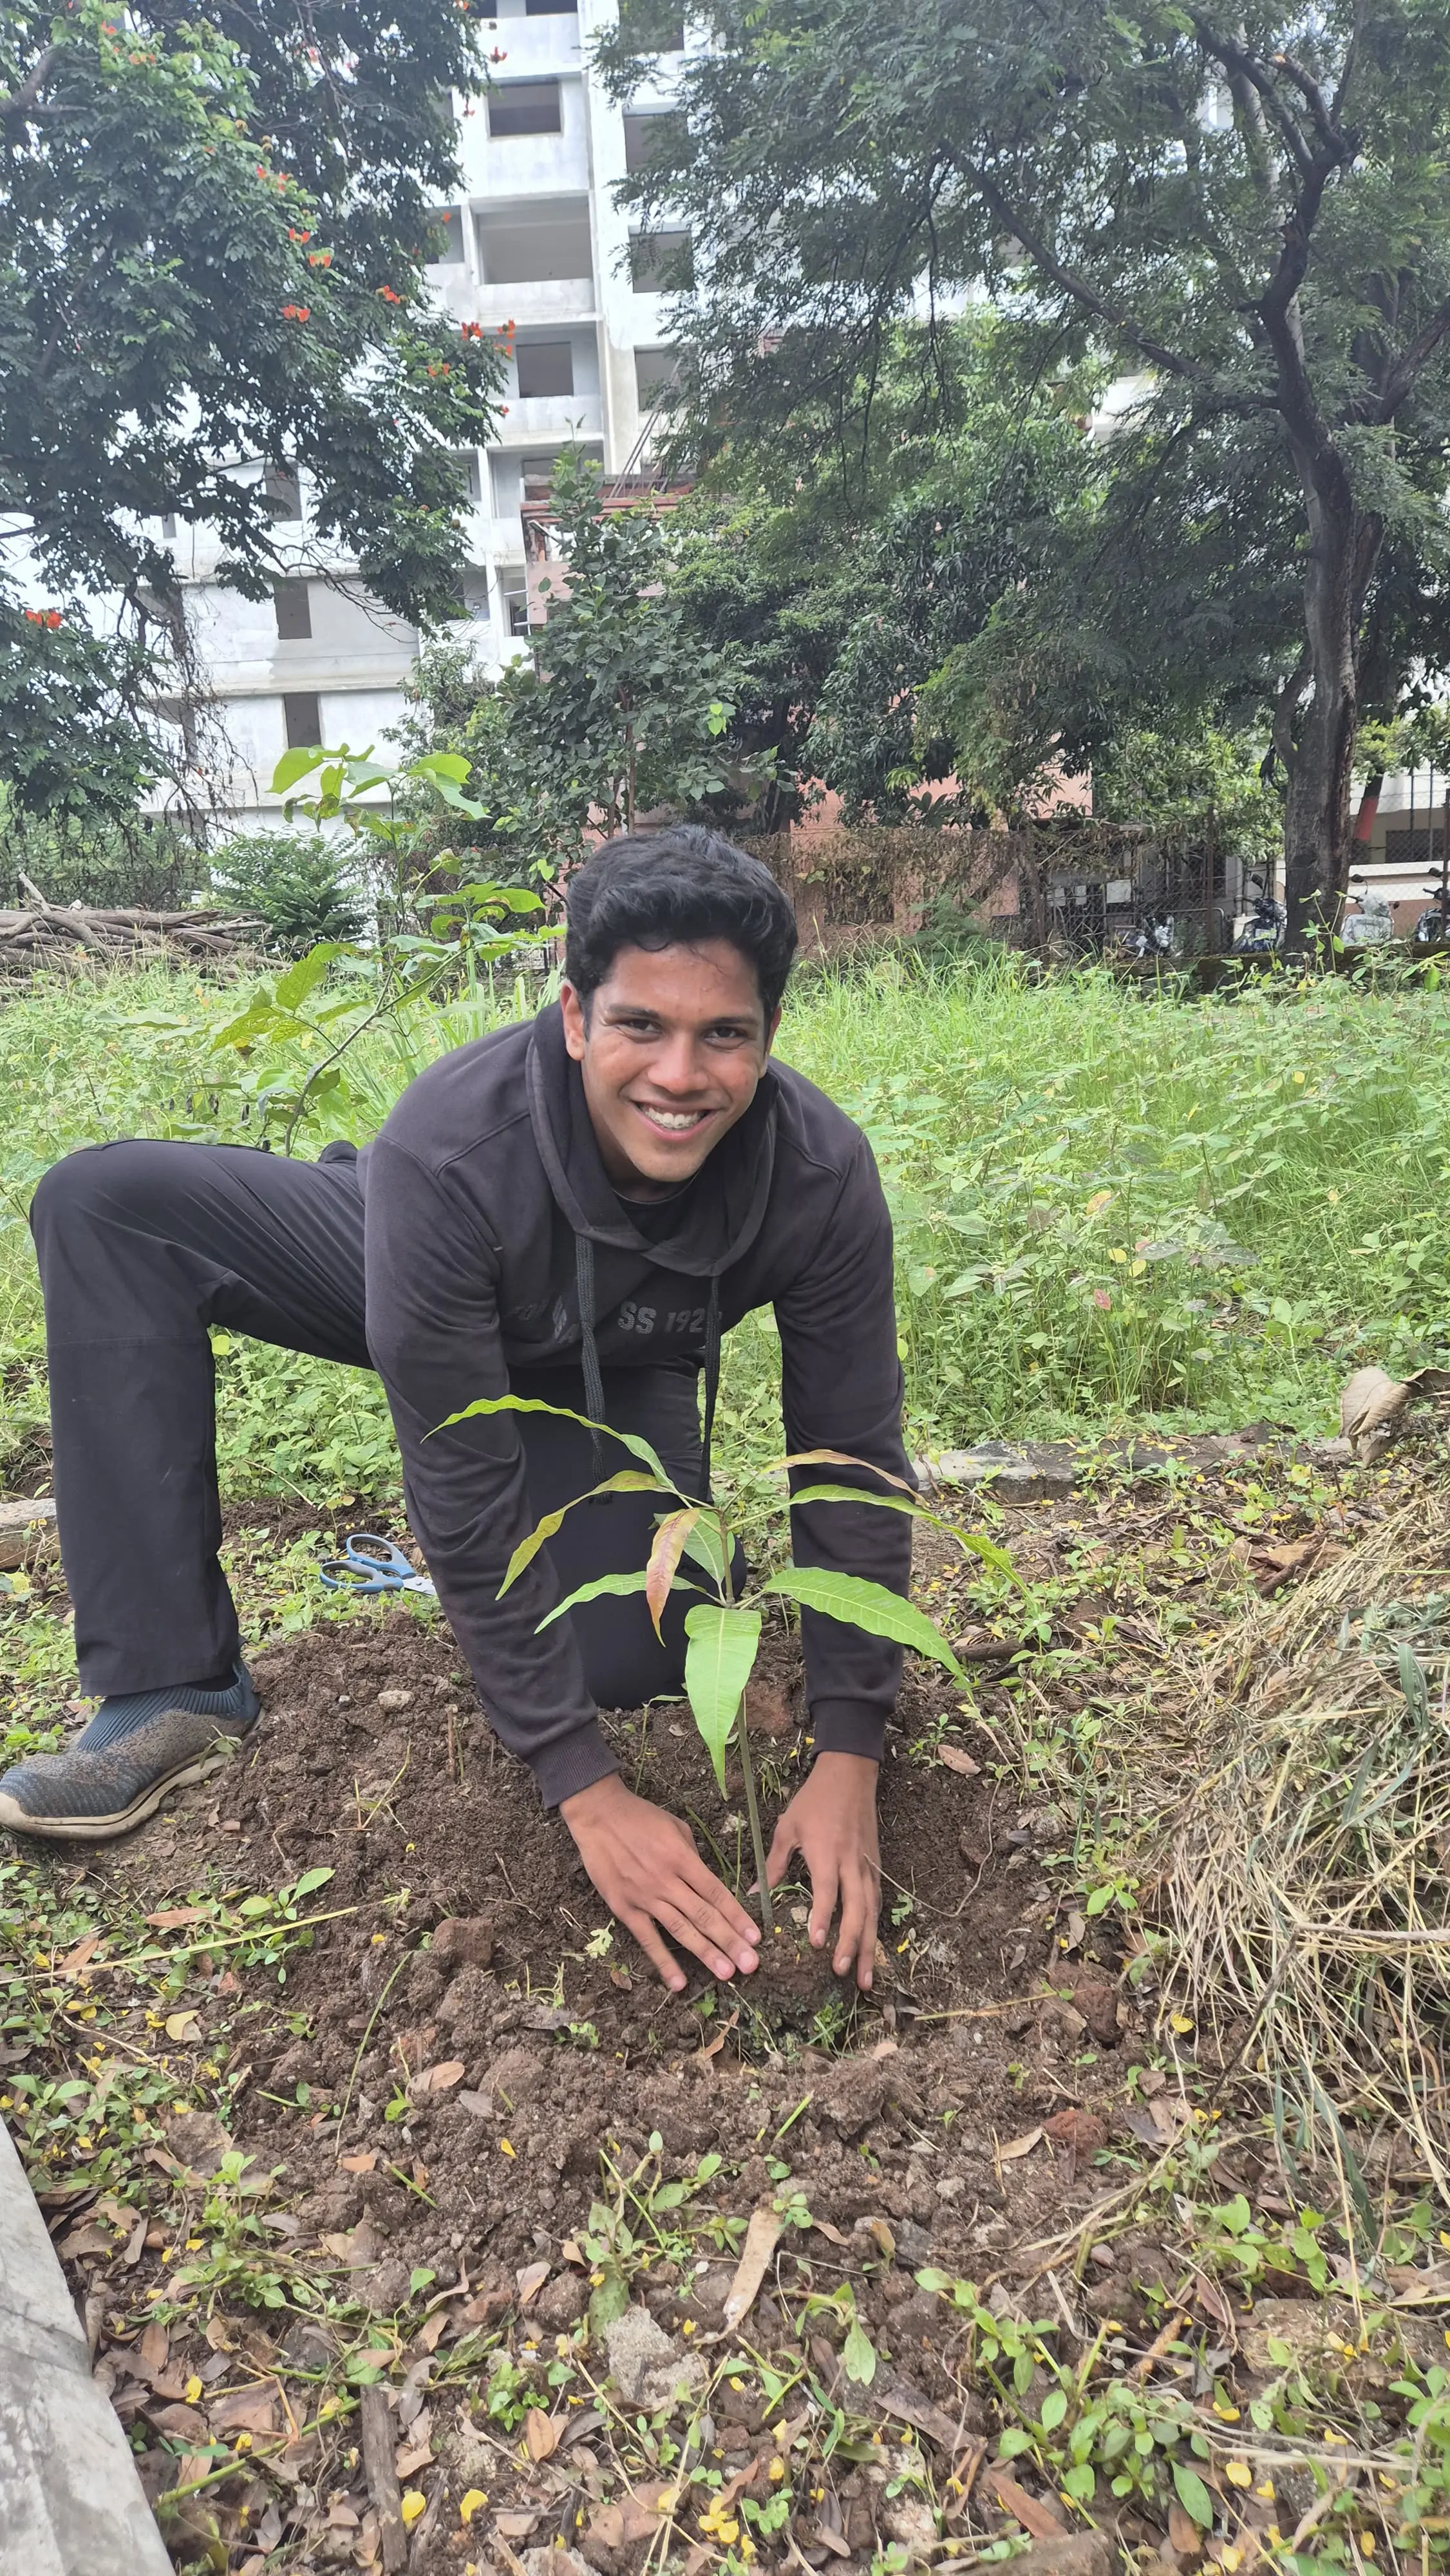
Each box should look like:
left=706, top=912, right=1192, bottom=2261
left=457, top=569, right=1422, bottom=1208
left=460, top=2490, right=488, bottom=2525
left=1225, top=2461, right=1252, bottom=2488
left=184, top=2376, right=202, bottom=2403
left=500, top=2138, right=516, bottom=2158
left=401, top=2491, right=427, bottom=2528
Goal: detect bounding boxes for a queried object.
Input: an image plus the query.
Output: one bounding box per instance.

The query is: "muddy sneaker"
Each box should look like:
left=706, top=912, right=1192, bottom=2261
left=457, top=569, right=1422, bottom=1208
left=0, top=1664, right=260, bottom=1841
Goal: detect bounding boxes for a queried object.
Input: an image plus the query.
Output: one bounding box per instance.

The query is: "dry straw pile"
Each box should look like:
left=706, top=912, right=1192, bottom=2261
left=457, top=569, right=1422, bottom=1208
left=1167, top=1493, right=1450, bottom=2196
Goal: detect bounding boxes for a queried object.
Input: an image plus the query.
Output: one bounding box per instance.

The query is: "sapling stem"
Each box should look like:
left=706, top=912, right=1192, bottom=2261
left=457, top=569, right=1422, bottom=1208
left=719, top=1518, right=777, bottom=1942
left=736, top=1704, right=775, bottom=1940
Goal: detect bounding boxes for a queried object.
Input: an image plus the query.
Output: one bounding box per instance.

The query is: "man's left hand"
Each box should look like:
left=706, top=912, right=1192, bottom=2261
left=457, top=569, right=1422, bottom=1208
left=765, top=1750, right=880, bottom=1989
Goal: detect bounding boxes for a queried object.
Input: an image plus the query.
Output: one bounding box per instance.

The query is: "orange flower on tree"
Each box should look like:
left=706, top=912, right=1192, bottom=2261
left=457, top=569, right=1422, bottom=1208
left=378, top=285, right=402, bottom=303
left=281, top=303, right=311, bottom=321
left=24, top=609, right=62, bottom=629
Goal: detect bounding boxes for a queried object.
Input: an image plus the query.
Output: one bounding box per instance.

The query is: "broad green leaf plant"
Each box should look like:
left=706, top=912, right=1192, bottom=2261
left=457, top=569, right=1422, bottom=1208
left=439, top=1392, right=1013, bottom=1938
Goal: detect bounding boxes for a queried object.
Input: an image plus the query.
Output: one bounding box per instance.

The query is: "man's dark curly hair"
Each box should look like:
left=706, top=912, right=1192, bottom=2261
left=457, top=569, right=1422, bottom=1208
left=563, top=826, right=798, bottom=1018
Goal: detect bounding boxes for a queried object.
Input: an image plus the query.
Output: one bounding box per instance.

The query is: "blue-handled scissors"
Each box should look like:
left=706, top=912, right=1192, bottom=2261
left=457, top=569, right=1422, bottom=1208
left=317, top=1532, right=437, bottom=1598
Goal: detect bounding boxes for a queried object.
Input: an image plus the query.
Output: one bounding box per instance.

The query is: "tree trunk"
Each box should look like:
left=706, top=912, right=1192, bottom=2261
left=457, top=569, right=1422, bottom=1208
left=1281, top=460, right=1383, bottom=956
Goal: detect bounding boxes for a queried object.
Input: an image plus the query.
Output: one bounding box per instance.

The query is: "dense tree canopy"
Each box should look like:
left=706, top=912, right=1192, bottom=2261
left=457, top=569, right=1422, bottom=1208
left=602, top=0, right=1450, bottom=947
left=1, top=0, right=505, bottom=817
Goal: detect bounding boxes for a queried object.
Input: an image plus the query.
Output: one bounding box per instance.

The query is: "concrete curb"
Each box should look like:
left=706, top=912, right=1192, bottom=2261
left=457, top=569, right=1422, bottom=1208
left=0, top=2115, right=172, bottom=2574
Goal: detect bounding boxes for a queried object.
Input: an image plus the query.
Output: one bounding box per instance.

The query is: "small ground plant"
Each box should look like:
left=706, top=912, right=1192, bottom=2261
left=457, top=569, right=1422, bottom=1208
left=442, top=1391, right=1014, bottom=1926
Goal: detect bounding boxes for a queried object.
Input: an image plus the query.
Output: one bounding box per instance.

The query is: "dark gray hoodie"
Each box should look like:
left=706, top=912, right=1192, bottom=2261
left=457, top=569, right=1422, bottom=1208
left=359, top=1001, right=910, bottom=1804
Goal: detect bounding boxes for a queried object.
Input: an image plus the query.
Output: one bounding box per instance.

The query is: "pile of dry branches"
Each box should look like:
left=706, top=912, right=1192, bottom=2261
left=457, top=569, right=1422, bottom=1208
left=0, top=876, right=263, bottom=976
left=1166, top=1494, right=1450, bottom=2193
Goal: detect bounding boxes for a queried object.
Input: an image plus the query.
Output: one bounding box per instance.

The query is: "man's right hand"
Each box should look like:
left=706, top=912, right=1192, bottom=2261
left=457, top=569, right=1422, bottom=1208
left=560, top=1774, right=761, bottom=1992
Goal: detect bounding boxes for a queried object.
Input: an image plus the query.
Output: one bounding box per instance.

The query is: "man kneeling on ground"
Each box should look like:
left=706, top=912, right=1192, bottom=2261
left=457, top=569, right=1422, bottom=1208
left=1, top=831, right=912, bottom=1993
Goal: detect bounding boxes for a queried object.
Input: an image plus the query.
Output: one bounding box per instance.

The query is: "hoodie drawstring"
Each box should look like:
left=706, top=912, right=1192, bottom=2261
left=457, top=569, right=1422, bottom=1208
left=574, top=1235, right=610, bottom=1486
left=574, top=1235, right=722, bottom=1504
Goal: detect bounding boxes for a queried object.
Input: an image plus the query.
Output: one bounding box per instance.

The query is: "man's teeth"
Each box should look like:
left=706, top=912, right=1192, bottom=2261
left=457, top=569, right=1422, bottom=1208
left=639, top=1107, right=707, bottom=1130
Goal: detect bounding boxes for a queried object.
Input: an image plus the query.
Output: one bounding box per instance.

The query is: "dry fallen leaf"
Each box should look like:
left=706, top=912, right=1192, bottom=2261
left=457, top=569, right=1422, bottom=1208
left=694, top=2007, right=740, bottom=2067
left=59, top=1933, right=103, bottom=1978
left=146, top=1906, right=204, bottom=1931
left=1169, top=2503, right=1205, bottom=2558
left=394, top=2439, right=434, bottom=2479
left=150, top=2401, right=210, bottom=2443
left=339, top=2152, right=377, bottom=2174
left=523, top=2408, right=563, bottom=2463
left=139, top=2322, right=169, bottom=2375
left=997, top=2126, right=1044, bottom=2163
left=936, top=1744, right=981, bottom=1777
left=163, top=2009, right=201, bottom=2043
left=722, top=2204, right=784, bottom=2332
left=516, top=2259, right=550, bottom=2306
left=208, top=2385, right=278, bottom=2438
left=415, top=2058, right=465, bottom=2095
left=988, top=2472, right=1064, bottom=2539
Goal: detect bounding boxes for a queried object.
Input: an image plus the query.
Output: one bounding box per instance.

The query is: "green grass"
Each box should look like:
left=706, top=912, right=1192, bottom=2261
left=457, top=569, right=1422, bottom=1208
left=3, top=950, right=1449, bottom=1515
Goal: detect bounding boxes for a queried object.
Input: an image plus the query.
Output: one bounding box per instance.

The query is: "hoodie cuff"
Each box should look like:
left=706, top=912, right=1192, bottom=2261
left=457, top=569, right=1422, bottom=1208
left=808, top=1700, right=887, bottom=1763
left=532, top=1720, right=621, bottom=1810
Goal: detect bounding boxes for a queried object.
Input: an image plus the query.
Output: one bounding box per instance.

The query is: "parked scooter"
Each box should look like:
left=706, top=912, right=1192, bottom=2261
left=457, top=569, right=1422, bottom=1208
left=1413, top=900, right=1450, bottom=946
left=1127, top=909, right=1175, bottom=961
left=1232, top=887, right=1285, bottom=953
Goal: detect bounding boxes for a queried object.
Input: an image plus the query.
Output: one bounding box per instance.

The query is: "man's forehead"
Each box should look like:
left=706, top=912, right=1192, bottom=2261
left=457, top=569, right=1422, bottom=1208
left=592, top=941, right=764, bottom=1017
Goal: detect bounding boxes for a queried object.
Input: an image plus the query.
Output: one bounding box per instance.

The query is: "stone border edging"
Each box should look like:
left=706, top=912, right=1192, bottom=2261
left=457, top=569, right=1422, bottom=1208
left=0, top=2114, right=172, bottom=2574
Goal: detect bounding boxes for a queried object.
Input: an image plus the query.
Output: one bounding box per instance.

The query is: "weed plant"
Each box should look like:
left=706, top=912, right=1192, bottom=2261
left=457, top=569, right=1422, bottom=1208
left=3, top=951, right=1450, bottom=1515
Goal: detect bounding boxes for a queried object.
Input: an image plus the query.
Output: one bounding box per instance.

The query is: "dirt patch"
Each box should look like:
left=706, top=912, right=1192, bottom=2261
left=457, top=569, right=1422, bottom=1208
left=99, top=1604, right=1131, bottom=2296
left=19, top=1440, right=1445, bottom=2574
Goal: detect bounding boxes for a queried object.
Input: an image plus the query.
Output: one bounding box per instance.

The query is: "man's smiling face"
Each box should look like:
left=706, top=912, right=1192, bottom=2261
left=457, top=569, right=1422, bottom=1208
left=560, top=938, right=780, bottom=1197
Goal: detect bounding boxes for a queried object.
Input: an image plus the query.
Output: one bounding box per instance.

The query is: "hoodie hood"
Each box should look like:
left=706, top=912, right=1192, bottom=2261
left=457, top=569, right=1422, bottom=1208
left=525, top=1000, right=779, bottom=1281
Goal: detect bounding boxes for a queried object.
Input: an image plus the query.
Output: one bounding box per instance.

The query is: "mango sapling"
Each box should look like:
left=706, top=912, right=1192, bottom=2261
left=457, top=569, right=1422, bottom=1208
left=438, top=1392, right=1014, bottom=1946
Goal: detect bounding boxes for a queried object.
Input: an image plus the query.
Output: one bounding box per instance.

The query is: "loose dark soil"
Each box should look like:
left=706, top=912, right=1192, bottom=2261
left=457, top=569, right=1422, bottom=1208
left=19, top=1433, right=1446, bottom=2575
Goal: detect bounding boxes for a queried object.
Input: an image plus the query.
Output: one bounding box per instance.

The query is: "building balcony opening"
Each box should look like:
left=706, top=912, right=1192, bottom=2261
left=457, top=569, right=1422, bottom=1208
left=261, top=462, right=303, bottom=521
left=427, top=206, right=466, bottom=263
left=283, top=691, right=322, bottom=750
left=623, top=110, right=685, bottom=172
left=274, top=579, right=312, bottom=639
left=525, top=0, right=576, bottom=15
left=618, top=0, right=685, bottom=49
left=635, top=346, right=683, bottom=404
left=487, top=79, right=561, bottom=137
left=628, top=229, right=693, bottom=292
left=476, top=204, right=592, bottom=285
left=516, top=340, right=575, bottom=397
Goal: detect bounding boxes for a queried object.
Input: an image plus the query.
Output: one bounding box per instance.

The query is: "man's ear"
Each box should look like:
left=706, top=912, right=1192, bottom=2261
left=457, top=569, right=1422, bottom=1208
left=764, top=1005, right=782, bottom=1057
left=560, top=980, right=588, bottom=1063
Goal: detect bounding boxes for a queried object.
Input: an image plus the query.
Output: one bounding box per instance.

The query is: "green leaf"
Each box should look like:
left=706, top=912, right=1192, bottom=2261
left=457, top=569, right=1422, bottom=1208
left=1172, top=2465, right=1214, bottom=2529
left=683, top=1603, right=762, bottom=1793
left=787, top=1484, right=1017, bottom=1580
left=411, top=751, right=473, bottom=784
left=270, top=744, right=330, bottom=793
left=762, top=1567, right=966, bottom=1682
left=535, top=1569, right=652, bottom=1631
left=291, top=1867, right=335, bottom=1900
left=842, top=2319, right=877, bottom=2385
left=501, top=1468, right=667, bottom=1594
left=677, top=1512, right=728, bottom=1583
left=1039, top=2387, right=1068, bottom=2430
left=770, top=1446, right=917, bottom=1495
left=588, top=2269, right=631, bottom=2336
left=433, top=1391, right=680, bottom=1490
left=274, top=942, right=348, bottom=1010
left=1062, top=2463, right=1097, bottom=2503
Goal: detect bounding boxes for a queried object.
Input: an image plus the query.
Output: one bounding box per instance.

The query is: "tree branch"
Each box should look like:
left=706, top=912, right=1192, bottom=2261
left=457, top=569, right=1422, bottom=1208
left=1357, top=293, right=1450, bottom=424
left=961, top=164, right=1206, bottom=384
left=0, top=41, right=57, bottom=123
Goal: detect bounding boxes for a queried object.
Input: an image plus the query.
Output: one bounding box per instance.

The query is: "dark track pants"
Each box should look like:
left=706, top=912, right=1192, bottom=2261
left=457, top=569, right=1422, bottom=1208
left=29, top=1140, right=702, bottom=1710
